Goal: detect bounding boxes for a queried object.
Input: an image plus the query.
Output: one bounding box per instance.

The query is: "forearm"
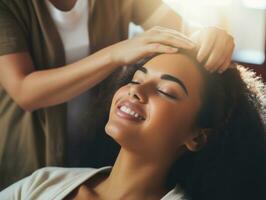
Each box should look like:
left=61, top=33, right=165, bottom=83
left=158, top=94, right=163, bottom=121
left=19, top=48, right=119, bottom=111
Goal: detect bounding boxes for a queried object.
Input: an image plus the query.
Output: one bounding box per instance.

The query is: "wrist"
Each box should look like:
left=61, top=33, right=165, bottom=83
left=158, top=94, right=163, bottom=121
left=103, top=45, right=125, bottom=67
left=94, top=46, right=123, bottom=70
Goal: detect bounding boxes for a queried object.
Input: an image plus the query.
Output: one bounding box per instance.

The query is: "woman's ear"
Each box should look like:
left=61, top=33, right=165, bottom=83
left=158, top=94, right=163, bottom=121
left=184, top=129, right=210, bottom=152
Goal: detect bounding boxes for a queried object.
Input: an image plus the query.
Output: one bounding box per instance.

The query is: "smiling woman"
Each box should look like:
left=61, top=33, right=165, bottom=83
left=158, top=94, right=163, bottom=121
left=106, top=54, right=205, bottom=157
left=0, top=53, right=265, bottom=200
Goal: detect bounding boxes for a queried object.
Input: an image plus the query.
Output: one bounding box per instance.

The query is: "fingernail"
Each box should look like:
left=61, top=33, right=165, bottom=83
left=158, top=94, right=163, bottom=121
left=170, top=47, right=178, bottom=52
left=197, top=55, right=203, bottom=63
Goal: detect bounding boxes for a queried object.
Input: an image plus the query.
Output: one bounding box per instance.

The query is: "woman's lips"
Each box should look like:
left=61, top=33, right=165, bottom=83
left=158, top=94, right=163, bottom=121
left=116, top=100, right=146, bottom=122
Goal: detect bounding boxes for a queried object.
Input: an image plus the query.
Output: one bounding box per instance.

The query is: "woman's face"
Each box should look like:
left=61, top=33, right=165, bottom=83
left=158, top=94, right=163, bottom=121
left=105, top=54, right=204, bottom=160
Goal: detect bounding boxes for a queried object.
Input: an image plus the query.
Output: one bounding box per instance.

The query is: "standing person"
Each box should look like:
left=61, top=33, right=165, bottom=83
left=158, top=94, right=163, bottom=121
left=0, top=0, right=235, bottom=189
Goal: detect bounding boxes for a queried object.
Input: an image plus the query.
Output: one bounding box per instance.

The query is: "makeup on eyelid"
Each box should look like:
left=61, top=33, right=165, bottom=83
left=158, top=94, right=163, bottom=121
left=130, top=79, right=183, bottom=100
left=133, top=66, right=189, bottom=96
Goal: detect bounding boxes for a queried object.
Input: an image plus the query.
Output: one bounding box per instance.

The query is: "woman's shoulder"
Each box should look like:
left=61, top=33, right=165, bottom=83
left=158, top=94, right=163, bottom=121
left=26, top=166, right=99, bottom=184
left=0, top=166, right=111, bottom=200
left=32, top=166, right=98, bottom=177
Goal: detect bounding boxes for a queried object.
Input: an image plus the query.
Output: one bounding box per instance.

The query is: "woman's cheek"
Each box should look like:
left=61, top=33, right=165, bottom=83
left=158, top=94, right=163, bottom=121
left=111, top=86, right=128, bottom=105
left=145, top=99, right=178, bottom=135
left=146, top=99, right=196, bottom=141
left=150, top=98, right=183, bottom=124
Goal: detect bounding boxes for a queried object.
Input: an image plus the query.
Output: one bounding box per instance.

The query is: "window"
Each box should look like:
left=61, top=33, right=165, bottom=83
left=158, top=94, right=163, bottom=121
left=163, top=0, right=266, bottom=65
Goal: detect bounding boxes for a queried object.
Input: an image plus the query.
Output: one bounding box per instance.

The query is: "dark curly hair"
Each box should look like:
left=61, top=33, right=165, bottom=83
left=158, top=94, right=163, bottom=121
left=85, top=52, right=266, bottom=199
left=113, top=53, right=266, bottom=200
left=166, top=61, right=266, bottom=200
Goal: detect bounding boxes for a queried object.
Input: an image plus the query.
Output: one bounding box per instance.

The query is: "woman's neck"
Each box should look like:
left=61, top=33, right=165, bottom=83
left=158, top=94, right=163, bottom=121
left=96, top=148, right=172, bottom=200
left=49, top=0, right=78, bottom=11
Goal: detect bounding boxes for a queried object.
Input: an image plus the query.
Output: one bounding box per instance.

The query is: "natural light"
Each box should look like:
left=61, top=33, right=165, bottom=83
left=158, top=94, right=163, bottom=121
left=162, top=0, right=266, bottom=65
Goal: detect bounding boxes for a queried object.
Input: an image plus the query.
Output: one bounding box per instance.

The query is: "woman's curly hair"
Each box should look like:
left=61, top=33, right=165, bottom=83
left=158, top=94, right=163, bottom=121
left=166, top=61, right=266, bottom=200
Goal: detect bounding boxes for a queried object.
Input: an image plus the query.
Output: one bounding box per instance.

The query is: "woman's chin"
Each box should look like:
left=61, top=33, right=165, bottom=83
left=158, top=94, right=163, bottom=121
left=105, top=123, right=119, bottom=138
left=105, top=122, right=140, bottom=149
left=105, top=122, right=125, bottom=144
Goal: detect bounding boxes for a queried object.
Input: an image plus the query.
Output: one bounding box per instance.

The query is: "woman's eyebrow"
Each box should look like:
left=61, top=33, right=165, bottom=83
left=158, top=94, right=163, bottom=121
left=161, top=74, right=188, bottom=96
left=137, top=66, right=188, bottom=96
left=137, top=66, right=147, bottom=73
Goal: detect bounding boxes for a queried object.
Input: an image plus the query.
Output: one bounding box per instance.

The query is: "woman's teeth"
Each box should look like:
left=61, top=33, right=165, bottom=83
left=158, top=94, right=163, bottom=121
left=119, top=105, right=144, bottom=120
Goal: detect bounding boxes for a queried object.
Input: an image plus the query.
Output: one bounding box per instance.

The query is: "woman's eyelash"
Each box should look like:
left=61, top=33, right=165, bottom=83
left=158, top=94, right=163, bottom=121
left=129, top=81, right=178, bottom=100
left=129, top=80, right=140, bottom=84
left=157, top=90, right=177, bottom=99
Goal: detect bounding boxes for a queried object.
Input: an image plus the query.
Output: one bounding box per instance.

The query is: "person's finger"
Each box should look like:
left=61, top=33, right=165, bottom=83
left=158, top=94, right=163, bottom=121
left=229, top=63, right=236, bottom=69
left=217, top=41, right=235, bottom=73
left=204, top=37, right=228, bottom=72
left=197, top=29, right=217, bottom=63
left=162, top=31, right=197, bottom=48
left=153, top=26, right=197, bottom=47
left=209, top=40, right=233, bottom=72
left=148, top=33, right=195, bottom=50
left=218, top=56, right=232, bottom=73
left=218, top=50, right=234, bottom=73
left=147, top=27, right=196, bottom=49
left=145, top=43, right=179, bottom=54
left=214, top=52, right=228, bottom=73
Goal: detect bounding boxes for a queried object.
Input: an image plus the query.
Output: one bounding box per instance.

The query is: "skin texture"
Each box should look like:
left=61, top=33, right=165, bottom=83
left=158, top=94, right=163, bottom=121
left=0, top=0, right=234, bottom=112
left=67, top=54, right=207, bottom=200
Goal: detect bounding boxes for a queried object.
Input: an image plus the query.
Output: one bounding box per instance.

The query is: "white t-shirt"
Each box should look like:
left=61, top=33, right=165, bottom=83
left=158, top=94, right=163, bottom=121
left=45, top=0, right=90, bottom=63
left=45, top=0, right=91, bottom=165
left=0, top=167, right=186, bottom=200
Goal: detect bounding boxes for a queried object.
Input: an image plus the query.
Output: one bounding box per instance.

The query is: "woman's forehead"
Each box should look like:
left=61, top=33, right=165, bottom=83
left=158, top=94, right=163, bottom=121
left=140, top=54, right=204, bottom=100
left=142, top=54, right=200, bottom=79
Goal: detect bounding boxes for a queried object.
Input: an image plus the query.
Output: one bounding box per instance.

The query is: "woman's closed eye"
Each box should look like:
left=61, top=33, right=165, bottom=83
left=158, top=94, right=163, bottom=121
left=129, top=80, right=140, bottom=85
left=157, top=89, right=178, bottom=100
left=129, top=80, right=178, bottom=100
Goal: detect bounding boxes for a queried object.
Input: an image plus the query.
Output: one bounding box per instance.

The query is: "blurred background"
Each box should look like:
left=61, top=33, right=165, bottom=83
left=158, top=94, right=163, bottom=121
left=130, top=0, right=266, bottom=80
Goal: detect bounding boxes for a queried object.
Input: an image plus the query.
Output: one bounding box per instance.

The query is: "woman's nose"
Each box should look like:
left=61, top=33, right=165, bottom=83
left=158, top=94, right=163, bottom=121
left=128, top=84, right=148, bottom=104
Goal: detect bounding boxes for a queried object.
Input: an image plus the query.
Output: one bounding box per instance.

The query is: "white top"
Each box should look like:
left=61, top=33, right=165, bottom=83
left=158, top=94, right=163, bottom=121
left=45, top=0, right=90, bottom=63
left=45, top=0, right=91, bottom=164
left=0, top=167, right=186, bottom=200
